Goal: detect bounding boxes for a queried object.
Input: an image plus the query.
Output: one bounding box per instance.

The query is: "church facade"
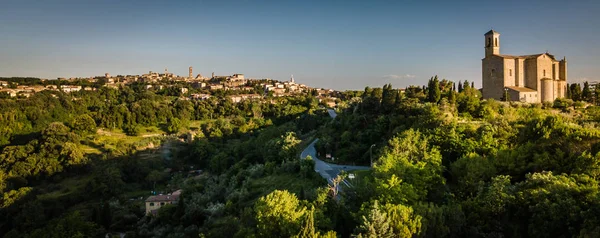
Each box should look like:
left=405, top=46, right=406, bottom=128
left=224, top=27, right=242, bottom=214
left=482, top=30, right=567, bottom=103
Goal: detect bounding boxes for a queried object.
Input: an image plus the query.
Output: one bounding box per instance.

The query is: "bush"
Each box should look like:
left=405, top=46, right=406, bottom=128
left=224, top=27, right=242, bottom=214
left=553, top=98, right=573, bottom=110
left=123, top=124, right=141, bottom=136
left=574, top=101, right=586, bottom=109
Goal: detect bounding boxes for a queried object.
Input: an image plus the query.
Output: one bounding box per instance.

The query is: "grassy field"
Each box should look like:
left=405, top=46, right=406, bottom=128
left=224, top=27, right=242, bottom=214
left=36, top=176, right=92, bottom=201
left=81, top=127, right=167, bottom=156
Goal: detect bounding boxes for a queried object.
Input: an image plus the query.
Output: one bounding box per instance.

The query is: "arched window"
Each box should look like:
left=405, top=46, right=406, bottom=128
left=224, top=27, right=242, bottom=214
left=509, top=69, right=512, bottom=76
left=487, top=38, right=491, bottom=47
left=491, top=69, right=495, bottom=77
left=543, top=70, right=546, bottom=77
left=495, top=38, right=498, bottom=47
left=150, top=203, right=155, bottom=206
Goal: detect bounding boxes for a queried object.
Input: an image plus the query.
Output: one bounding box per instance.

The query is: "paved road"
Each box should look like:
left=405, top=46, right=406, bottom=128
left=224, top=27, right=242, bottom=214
left=327, top=109, right=337, bottom=119
left=300, top=107, right=369, bottom=187
left=300, top=139, right=370, bottom=185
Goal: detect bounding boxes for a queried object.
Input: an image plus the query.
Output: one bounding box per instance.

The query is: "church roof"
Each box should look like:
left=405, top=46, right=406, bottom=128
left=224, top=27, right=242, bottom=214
left=497, top=53, right=558, bottom=61
left=506, top=86, right=537, bottom=93
left=485, top=29, right=500, bottom=35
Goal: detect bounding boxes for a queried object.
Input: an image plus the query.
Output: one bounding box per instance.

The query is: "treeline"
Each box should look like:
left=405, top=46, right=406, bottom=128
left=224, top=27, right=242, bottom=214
left=0, top=86, right=316, bottom=146
left=313, top=79, right=600, bottom=237
left=317, top=76, right=482, bottom=164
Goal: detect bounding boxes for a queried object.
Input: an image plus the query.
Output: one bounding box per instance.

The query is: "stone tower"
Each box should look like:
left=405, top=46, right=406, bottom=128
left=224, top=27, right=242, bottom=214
left=485, top=30, right=500, bottom=57
left=290, top=74, right=294, bottom=83
left=189, top=67, right=193, bottom=78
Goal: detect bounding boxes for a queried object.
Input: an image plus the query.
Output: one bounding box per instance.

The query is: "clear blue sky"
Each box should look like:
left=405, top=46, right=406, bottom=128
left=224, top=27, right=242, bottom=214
left=1, top=0, right=598, bottom=90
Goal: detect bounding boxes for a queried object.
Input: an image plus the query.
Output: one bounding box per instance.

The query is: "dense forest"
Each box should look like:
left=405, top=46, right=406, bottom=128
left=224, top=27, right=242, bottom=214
left=1, top=77, right=600, bottom=237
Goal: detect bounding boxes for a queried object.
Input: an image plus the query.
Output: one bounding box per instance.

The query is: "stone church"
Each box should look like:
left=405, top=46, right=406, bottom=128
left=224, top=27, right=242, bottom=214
left=482, top=30, right=567, bottom=103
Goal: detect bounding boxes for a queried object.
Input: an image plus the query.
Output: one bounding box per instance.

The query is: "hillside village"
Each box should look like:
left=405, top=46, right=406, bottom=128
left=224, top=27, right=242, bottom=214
left=0, top=70, right=340, bottom=107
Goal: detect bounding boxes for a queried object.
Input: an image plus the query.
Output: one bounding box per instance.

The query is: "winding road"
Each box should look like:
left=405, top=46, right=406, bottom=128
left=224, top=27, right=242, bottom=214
left=300, top=109, right=371, bottom=186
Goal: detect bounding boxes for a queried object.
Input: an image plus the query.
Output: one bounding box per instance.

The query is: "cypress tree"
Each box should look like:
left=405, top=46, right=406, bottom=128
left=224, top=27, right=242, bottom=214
left=571, top=83, right=582, bottom=101
left=394, top=89, right=403, bottom=109
left=594, top=84, right=600, bottom=105
left=582, top=81, right=591, bottom=102
left=471, top=82, right=475, bottom=89
left=381, top=84, right=396, bottom=113
left=463, top=80, right=470, bottom=91
left=298, top=207, right=316, bottom=238
left=433, top=76, right=441, bottom=103
left=449, top=89, right=457, bottom=104
left=427, top=76, right=441, bottom=103
left=458, top=81, right=463, bottom=92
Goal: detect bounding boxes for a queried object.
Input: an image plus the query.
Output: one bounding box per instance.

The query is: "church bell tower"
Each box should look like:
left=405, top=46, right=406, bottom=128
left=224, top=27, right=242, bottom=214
left=485, top=30, right=500, bottom=57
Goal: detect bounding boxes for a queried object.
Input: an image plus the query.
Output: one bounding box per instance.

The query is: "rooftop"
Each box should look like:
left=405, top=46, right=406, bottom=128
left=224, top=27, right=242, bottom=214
left=145, top=190, right=181, bottom=202
left=506, top=86, right=537, bottom=93
left=496, top=53, right=558, bottom=61
left=485, top=29, right=500, bottom=35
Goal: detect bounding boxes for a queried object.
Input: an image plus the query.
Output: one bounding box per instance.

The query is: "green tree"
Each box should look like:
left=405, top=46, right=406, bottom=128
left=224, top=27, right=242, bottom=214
left=583, top=81, right=592, bottom=102
left=463, top=80, right=470, bottom=91
left=27, top=211, right=102, bottom=238
left=122, top=123, right=141, bottom=136
left=374, top=129, right=444, bottom=204
left=146, top=170, right=167, bottom=190
left=383, top=203, right=422, bottom=237
left=297, top=206, right=316, bottom=238
left=166, top=117, right=184, bottom=134
left=450, top=153, right=497, bottom=199
left=278, top=132, right=301, bottom=162
left=571, top=83, right=582, bottom=101
left=381, top=84, right=396, bottom=113
left=427, top=76, right=441, bottom=103
left=594, top=84, right=600, bottom=105
left=355, top=200, right=394, bottom=238
left=71, top=114, right=96, bottom=134
left=255, top=190, right=307, bottom=238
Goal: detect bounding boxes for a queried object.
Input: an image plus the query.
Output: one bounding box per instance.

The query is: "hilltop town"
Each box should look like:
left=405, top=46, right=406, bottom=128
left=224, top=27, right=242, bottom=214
left=0, top=68, right=340, bottom=107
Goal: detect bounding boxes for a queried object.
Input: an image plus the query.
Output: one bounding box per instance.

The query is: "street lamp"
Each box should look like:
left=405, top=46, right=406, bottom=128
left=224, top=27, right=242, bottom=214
left=369, top=144, right=376, bottom=167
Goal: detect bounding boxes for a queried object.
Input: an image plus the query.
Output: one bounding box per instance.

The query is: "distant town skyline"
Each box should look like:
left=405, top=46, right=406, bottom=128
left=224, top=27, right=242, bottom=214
left=1, top=0, right=599, bottom=90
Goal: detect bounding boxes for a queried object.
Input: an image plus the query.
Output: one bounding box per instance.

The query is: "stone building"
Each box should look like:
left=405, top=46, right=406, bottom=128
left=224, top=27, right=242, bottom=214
left=145, top=190, right=181, bottom=215
left=482, top=30, right=567, bottom=103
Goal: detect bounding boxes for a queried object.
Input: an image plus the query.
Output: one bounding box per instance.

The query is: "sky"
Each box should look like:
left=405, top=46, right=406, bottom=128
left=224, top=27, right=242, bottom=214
left=1, top=0, right=599, bottom=90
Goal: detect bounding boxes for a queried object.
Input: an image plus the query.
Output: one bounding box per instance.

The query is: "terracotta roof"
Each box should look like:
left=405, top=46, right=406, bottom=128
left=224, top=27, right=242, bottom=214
left=506, top=86, right=537, bottom=93
left=497, top=53, right=558, bottom=61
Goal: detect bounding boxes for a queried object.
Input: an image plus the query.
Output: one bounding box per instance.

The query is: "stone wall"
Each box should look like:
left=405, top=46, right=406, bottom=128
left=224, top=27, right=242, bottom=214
left=525, top=58, right=538, bottom=92
left=482, top=56, right=505, bottom=100
left=504, top=58, right=515, bottom=87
